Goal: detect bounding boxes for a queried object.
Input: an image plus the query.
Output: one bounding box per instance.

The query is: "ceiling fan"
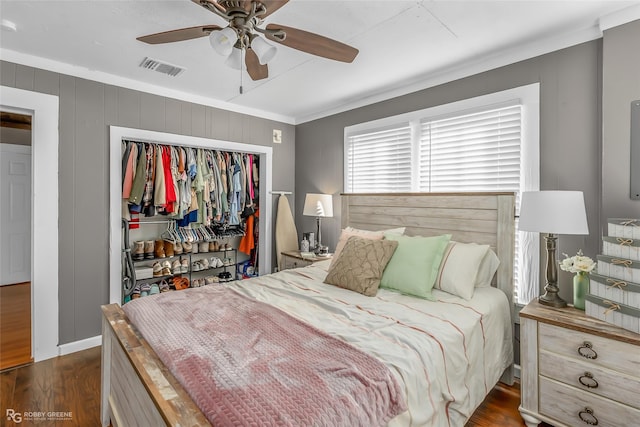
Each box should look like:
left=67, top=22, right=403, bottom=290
left=137, top=0, right=359, bottom=81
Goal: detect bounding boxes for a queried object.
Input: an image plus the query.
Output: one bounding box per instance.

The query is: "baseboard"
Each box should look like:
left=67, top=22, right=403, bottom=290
left=58, top=335, right=101, bottom=356
left=514, top=363, right=521, bottom=379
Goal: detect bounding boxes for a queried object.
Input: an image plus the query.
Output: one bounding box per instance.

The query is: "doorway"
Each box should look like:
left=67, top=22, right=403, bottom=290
left=0, top=85, right=59, bottom=363
left=0, top=118, right=32, bottom=369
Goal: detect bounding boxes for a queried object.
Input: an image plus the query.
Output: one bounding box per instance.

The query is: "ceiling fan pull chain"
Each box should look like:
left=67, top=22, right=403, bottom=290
left=239, top=46, right=244, bottom=95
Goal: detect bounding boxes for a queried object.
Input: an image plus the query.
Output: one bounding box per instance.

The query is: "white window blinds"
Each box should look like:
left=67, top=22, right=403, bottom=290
left=346, top=124, right=413, bottom=192
left=420, top=105, right=522, bottom=192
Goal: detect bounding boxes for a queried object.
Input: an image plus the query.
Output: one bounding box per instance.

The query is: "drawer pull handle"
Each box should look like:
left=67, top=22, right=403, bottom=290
left=578, top=342, right=598, bottom=359
left=578, top=407, right=598, bottom=425
left=578, top=372, right=599, bottom=389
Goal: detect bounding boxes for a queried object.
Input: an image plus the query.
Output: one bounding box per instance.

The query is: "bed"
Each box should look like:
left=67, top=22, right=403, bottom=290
left=101, top=192, right=515, bottom=426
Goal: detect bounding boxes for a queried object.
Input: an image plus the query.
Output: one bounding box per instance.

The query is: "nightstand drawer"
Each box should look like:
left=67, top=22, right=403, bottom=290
left=540, top=349, right=640, bottom=408
left=282, top=257, right=312, bottom=270
left=539, top=322, right=640, bottom=377
left=539, top=376, right=640, bottom=427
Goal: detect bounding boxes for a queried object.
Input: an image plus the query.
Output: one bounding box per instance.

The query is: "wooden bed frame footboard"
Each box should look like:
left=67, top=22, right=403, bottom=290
left=101, top=304, right=209, bottom=426
left=101, top=192, right=516, bottom=426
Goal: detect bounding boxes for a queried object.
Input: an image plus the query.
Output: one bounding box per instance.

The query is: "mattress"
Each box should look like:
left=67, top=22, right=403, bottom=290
left=123, top=260, right=512, bottom=426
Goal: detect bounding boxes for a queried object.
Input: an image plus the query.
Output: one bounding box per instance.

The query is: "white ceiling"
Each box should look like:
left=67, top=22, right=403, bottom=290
left=1, top=1, right=639, bottom=124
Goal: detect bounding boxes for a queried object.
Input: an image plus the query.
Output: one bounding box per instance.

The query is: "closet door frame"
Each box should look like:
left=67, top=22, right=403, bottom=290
left=108, top=126, right=273, bottom=304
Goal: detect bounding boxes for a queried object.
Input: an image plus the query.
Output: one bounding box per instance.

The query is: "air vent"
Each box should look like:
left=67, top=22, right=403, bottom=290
left=139, top=57, right=185, bottom=77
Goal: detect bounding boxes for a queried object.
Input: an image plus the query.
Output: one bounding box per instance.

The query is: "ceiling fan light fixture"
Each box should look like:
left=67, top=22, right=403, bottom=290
left=209, top=27, right=238, bottom=56
left=225, top=47, right=243, bottom=70
left=251, top=36, right=277, bottom=65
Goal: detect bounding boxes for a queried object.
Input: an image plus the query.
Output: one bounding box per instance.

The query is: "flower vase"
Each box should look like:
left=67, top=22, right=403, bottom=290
left=573, top=272, right=589, bottom=310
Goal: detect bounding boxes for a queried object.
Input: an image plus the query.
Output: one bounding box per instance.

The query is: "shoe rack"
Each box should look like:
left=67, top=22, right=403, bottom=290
left=122, top=219, right=243, bottom=304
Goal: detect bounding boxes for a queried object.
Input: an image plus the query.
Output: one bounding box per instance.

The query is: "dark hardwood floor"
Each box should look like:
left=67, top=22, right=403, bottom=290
left=1, top=347, right=539, bottom=426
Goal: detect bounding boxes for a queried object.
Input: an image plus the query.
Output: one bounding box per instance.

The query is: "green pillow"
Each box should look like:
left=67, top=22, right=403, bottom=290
left=380, top=233, right=452, bottom=300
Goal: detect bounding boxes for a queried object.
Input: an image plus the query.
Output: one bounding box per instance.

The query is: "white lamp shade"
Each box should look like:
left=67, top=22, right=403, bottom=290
left=519, top=191, right=589, bottom=235
left=209, top=27, right=237, bottom=56
left=303, top=193, right=333, bottom=218
left=251, top=36, right=277, bottom=65
left=225, top=48, right=242, bottom=70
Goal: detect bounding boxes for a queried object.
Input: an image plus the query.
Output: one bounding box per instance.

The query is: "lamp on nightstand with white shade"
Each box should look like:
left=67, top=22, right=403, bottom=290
left=303, top=193, right=333, bottom=255
left=518, top=191, right=589, bottom=307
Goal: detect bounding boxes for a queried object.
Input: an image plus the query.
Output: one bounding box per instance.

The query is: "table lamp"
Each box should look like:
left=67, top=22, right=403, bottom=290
left=303, top=193, right=333, bottom=255
left=519, top=191, right=589, bottom=307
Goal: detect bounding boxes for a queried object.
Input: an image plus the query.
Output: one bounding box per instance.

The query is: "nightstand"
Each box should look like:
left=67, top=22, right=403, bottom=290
left=519, top=299, right=640, bottom=427
left=280, top=250, right=332, bottom=270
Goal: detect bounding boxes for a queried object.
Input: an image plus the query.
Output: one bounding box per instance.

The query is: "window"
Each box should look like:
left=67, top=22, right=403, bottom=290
left=345, top=84, right=540, bottom=304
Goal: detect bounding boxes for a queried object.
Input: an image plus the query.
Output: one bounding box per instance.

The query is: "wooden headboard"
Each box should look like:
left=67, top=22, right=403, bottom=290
left=341, top=192, right=516, bottom=311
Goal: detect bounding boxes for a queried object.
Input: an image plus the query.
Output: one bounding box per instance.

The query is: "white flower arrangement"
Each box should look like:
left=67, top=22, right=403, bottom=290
left=559, top=249, right=596, bottom=274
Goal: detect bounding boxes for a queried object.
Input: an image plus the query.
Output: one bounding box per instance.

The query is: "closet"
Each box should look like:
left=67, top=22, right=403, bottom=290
left=120, top=140, right=261, bottom=304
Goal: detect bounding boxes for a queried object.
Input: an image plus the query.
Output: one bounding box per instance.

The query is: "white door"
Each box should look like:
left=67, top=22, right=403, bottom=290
left=0, top=144, right=31, bottom=286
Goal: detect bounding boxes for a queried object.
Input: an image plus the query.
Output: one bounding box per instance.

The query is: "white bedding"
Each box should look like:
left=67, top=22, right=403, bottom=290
left=226, top=260, right=513, bottom=427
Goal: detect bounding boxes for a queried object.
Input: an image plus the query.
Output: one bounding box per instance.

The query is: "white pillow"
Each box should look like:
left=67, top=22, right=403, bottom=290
left=474, top=248, right=500, bottom=288
left=434, top=241, right=490, bottom=300
left=330, top=226, right=405, bottom=269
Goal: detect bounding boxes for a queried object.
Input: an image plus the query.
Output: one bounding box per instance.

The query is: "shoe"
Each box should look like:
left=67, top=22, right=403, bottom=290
left=173, top=277, right=189, bottom=290
left=199, top=241, right=209, bottom=253
left=201, top=258, right=210, bottom=270
left=161, top=260, right=172, bottom=276
left=149, top=283, right=160, bottom=295
left=152, top=262, right=162, bottom=277
left=205, top=276, right=219, bottom=285
left=224, top=243, right=231, bottom=251
left=182, top=241, right=192, bottom=253
left=213, top=240, right=220, bottom=251
left=140, top=283, right=151, bottom=297
left=131, top=284, right=141, bottom=299
left=216, top=258, right=224, bottom=268
left=144, top=240, right=155, bottom=259
left=209, top=240, right=217, bottom=252
left=159, top=280, right=170, bottom=293
left=154, top=239, right=166, bottom=258
left=132, top=241, right=145, bottom=261
left=192, top=241, right=199, bottom=254
left=172, top=259, right=181, bottom=274
left=192, top=261, right=202, bottom=272
left=164, top=240, right=175, bottom=258
left=180, top=257, right=189, bottom=273
left=174, top=241, right=183, bottom=255
left=223, top=258, right=232, bottom=267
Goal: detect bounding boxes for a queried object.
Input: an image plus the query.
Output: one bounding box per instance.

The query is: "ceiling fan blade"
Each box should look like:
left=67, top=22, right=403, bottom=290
left=137, top=25, right=222, bottom=44
left=260, top=1, right=289, bottom=18
left=265, top=24, right=358, bottom=63
left=245, top=48, right=269, bottom=80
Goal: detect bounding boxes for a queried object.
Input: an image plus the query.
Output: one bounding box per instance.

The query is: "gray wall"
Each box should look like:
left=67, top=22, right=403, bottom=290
left=0, top=60, right=295, bottom=344
left=296, top=39, right=607, bottom=304
left=602, top=21, right=640, bottom=226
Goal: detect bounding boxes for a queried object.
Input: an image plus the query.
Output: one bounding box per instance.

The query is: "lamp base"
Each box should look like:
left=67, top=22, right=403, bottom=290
left=538, top=290, right=567, bottom=308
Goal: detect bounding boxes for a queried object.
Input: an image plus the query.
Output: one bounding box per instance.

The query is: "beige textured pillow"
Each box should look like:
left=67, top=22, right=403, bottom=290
left=434, top=241, right=490, bottom=300
left=324, top=236, right=398, bottom=296
left=330, top=226, right=405, bottom=269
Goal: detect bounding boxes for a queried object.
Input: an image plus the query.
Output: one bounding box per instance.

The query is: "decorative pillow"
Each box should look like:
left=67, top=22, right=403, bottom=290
left=474, top=248, right=501, bottom=288
left=330, top=226, right=405, bottom=269
left=434, top=241, right=490, bottom=300
left=324, top=236, right=398, bottom=296
left=380, top=233, right=451, bottom=300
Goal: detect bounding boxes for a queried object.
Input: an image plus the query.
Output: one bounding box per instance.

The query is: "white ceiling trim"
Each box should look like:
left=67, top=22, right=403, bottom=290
left=599, top=3, right=640, bottom=31
left=0, top=48, right=296, bottom=125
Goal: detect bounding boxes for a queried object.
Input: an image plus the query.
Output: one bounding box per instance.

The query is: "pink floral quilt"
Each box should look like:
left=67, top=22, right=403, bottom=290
left=123, top=286, right=407, bottom=426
